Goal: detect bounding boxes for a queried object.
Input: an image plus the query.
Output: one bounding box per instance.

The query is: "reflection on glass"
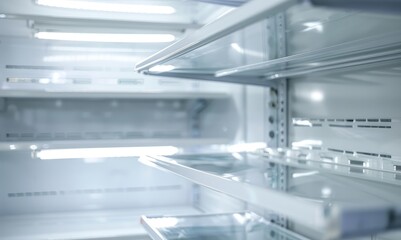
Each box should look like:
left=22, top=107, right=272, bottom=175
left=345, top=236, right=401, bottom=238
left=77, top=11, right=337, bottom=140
left=144, top=212, right=303, bottom=240
left=149, top=65, right=176, bottom=73
left=146, top=152, right=401, bottom=209
left=302, top=22, right=324, bottom=33
left=310, top=90, right=324, bottom=102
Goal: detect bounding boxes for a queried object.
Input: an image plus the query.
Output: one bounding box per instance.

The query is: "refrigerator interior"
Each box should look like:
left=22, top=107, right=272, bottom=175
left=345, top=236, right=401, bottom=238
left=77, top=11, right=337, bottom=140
left=131, top=0, right=401, bottom=240
left=1, top=0, right=401, bottom=240
left=0, top=1, right=267, bottom=239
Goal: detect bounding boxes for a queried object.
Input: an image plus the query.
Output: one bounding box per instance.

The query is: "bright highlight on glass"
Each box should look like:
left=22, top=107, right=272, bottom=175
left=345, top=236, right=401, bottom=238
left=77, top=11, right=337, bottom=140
left=230, top=42, right=264, bottom=58
left=292, top=119, right=313, bottom=127
left=36, top=146, right=179, bottom=160
left=146, top=217, right=178, bottom=228
left=30, top=145, right=38, bottom=150
left=39, top=78, right=51, bottom=84
left=36, top=0, right=176, bottom=15
left=149, top=65, right=176, bottom=73
left=34, top=32, right=176, bottom=43
left=303, top=22, right=324, bottom=33
left=292, top=171, right=319, bottom=178
left=292, top=139, right=323, bottom=148
left=311, top=91, right=324, bottom=102
left=227, top=142, right=267, bottom=152
left=230, top=43, right=244, bottom=54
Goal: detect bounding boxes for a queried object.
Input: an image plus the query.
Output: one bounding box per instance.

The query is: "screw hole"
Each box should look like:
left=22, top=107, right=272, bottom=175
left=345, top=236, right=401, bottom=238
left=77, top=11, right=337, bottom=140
left=269, top=131, right=275, bottom=138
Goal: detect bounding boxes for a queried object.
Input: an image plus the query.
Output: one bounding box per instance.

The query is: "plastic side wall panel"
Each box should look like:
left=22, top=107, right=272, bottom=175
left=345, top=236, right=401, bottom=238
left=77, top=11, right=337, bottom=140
left=0, top=98, right=192, bottom=142
left=289, top=66, right=401, bottom=158
left=0, top=150, right=193, bottom=215
left=289, top=72, right=401, bottom=239
left=286, top=4, right=401, bottom=55
left=194, top=186, right=246, bottom=214
left=245, top=86, right=266, bottom=143
left=0, top=36, right=239, bottom=94
left=286, top=6, right=401, bottom=240
left=198, top=96, right=241, bottom=140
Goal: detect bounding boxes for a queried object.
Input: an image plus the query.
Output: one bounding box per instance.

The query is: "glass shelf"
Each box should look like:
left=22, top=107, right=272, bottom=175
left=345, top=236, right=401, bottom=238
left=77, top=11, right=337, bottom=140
left=262, top=147, right=401, bottom=186
left=193, top=0, right=247, bottom=7
left=0, top=89, right=229, bottom=100
left=135, top=0, right=401, bottom=85
left=135, top=0, right=298, bottom=72
left=216, top=31, right=401, bottom=79
left=140, top=152, right=401, bottom=239
left=141, top=212, right=308, bottom=240
left=0, top=206, right=200, bottom=240
left=0, top=138, right=231, bottom=151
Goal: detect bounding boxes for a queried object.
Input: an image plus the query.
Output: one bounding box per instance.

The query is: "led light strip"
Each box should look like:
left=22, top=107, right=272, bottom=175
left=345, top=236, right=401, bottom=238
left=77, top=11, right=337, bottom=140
left=36, top=0, right=176, bottom=15
left=35, top=32, right=176, bottom=43
left=36, top=146, right=179, bottom=160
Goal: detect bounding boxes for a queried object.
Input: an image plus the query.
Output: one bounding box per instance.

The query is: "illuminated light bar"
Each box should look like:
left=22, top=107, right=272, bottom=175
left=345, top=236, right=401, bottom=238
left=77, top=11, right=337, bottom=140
left=34, top=32, right=176, bottom=43
left=43, top=54, right=142, bottom=63
left=36, top=0, right=176, bottom=15
left=36, top=146, right=179, bottom=160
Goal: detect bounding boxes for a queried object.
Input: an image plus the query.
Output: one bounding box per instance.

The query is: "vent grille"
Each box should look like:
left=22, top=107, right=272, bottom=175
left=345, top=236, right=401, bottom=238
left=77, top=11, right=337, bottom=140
left=293, top=118, right=393, bottom=129
left=7, top=185, right=182, bottom=198
left=6, top=77, right=144, bottom=86
left=2, top=131, right=183, bottom=141
left=327, top=148, right=392, bottom=159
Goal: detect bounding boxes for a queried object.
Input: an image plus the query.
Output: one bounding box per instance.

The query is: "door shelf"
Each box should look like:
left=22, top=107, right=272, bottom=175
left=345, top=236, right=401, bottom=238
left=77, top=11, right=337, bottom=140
left=140, top=152, right=401, bottom=239
left=141, top=212, right=309, bottom=240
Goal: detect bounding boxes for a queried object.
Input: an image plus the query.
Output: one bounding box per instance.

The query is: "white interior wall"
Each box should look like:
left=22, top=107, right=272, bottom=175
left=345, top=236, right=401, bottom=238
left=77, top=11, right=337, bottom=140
left=286, top=6, right=401, bottom=240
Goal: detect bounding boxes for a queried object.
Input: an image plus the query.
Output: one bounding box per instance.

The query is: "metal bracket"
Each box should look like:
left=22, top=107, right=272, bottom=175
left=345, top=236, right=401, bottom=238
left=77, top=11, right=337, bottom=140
left=264, top=12, right=289, bottom=231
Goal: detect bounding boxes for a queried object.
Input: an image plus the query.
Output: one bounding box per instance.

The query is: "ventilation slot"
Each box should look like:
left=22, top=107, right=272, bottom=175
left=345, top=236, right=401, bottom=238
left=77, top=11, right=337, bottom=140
left=356, top=151, right=379, bottom=157
left=292, top=118, right=393, bottom=129
left=326, top=148, right=393, bottom=160
left=118, top=79, right=144, bottom=85
left=73, top=79, right=91, bottom=84
left=327, top=148, right=344, bottom=153
left=3, top=131, right=176, bottom=141
left=349, top=159, right=366, bottom=174
left=7, top=185, right=182, bottom=198
left=6, top=77, right=144, bottom=86
left=6, top=65, right=65, bottom=70
left=393, top=165, right=401, bottom=180
left=328, top=124, right=353, bottom=128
